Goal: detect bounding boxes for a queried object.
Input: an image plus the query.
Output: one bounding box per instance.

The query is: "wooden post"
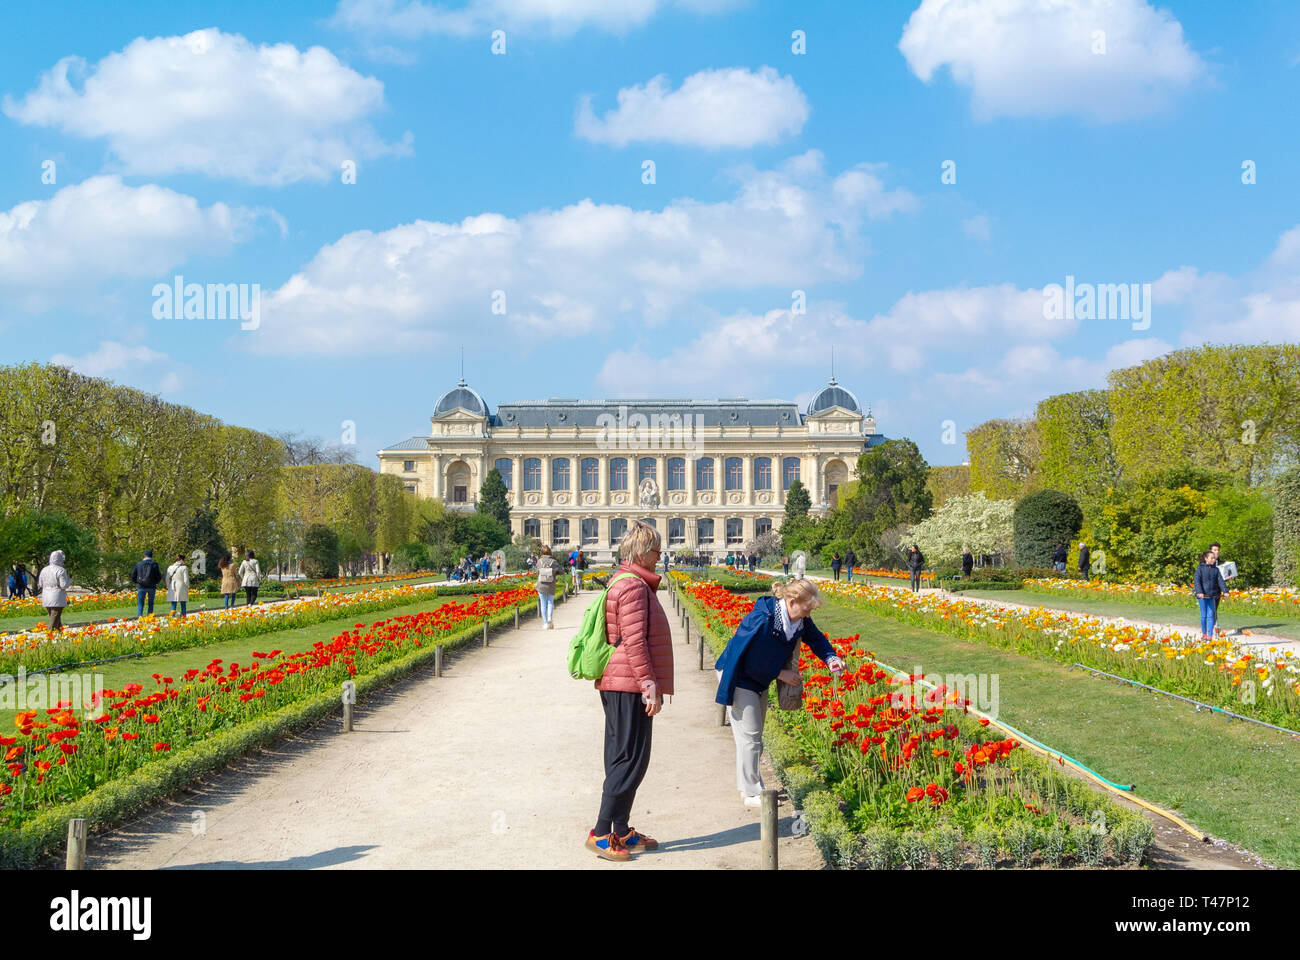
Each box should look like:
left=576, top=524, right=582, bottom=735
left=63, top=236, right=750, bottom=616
left=483, top=619, right=489, bottom=647
left=760, top=790, right=778, bottom=870
left=342, top=680, right=356, bottom=732
left=685, top=617, right=691, bottom=645
left=719, top=704, right=728, bottom=727
left=698, top=634, right=705, bottom=670
left=435, top=645, right=443, bottom=677
left=514, top=605, right=520, bottom=629
left=66, top=819, right=86, bottom=870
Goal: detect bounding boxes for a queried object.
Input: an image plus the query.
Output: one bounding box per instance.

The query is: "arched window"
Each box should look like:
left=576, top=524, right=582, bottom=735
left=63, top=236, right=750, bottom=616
left=638, top=457, right=657, bottom=485
left=523, top=458, right=541, bottom=490
left=754, top=457, right=772, bottom=490
left=726, top=518, right=744, bottom=544
left=638, top=516, right=657, bottom=530
left=725, top=457, right=743, bottom=490
left=552, top=518, right=570, bottom=544
left=668, top=518, right=686, bottom=544
left=667, top=457, right=685, bottom=490
left=552, top=458, right=570, bottom=491
left=756, top=517, right=773, bottom=537
left=610, top=518, right=628, bottom=543
left=696, top=518, right=715, bottom=544
left=581, top=457, right=599, bottom=491
left=581, top=518, right=599, bottom=544
left=695, top=457, right=714, bottom=490
left=610, top=457, right=628, bottom=490
left=782, top=457, right=800, bottom=490
left=524, top=518, right=541, bottom=539
left=494, top=457, right=513, bottom=490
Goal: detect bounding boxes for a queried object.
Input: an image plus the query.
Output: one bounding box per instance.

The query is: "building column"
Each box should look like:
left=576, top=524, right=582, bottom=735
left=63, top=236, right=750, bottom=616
left=743, top=454, right=754, bottom=506
left=431, top=455, right=442, bottom=501
left=598, top=454, right=609, bottom=507
left=686, top=454, right=696, bottom=506
left=656, top=454, right=667, bottom=504
left=541, top=454, right=552, bottom=505
left=512, top=455, right=523, bottom=507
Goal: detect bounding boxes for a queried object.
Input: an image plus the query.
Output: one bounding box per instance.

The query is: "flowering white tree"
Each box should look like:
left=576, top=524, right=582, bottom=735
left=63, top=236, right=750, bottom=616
left=907, top=491, right=1014, bottom=563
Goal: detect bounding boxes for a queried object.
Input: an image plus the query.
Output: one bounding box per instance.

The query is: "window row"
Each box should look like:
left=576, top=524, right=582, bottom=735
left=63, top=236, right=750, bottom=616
left=523, top=516, right=772, bottom=546
left=494, top=456, right=802, bottom=492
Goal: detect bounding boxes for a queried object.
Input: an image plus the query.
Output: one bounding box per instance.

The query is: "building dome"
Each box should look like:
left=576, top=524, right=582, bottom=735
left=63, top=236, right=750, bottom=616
left=806, top=377, right=861, bottom=416
left=434, top=378, right=488, bottom=418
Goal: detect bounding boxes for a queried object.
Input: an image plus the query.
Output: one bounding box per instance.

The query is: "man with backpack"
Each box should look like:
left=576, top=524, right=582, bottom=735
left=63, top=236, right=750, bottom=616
left=131, top=549, right=163, bottom=617
left=534, top=544, right=561, bottom=628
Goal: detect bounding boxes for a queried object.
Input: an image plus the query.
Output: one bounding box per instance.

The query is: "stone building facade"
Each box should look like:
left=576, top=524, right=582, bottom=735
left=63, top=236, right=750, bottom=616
left=378, top=378, right=886, bottom=561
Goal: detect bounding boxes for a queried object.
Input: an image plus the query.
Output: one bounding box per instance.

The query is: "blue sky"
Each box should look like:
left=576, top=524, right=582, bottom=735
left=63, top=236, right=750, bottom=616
left=2, top=0, right=1298, bottom=467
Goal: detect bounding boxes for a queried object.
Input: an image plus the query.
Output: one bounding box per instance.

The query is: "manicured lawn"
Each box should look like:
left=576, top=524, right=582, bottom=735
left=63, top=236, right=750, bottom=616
left=958, top=588, right=1300, bottom=642
left=0, top=593, right=457, bottom=729
left=0, top=574, right=444, bottom=635
left=815, top=600, right=1300, bottom=868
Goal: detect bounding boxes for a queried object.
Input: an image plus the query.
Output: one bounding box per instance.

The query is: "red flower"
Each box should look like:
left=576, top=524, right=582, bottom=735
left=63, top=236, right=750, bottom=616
left=154, top=743, right=171, bottom=752
left=905, top=787, right=925, bottom=803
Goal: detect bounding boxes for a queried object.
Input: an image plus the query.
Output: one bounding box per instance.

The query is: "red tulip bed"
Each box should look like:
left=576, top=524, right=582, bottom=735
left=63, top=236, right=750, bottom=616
left=674, top=575, right=1154, bottom=869
left=0, top=585, right=538, bottom=866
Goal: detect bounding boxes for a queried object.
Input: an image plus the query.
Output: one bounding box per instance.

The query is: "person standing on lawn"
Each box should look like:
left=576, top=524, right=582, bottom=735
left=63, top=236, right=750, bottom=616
left=586, top=521, right=673, bottom=862
left=239, top=549, right=262, bottom=605
left=1052, top=543, right=1068, bottom=574
left=37, top=549, right=71, bottom=632
left=166, top=553, right=190, bottom=617
left=844, top=547, right=857, bottom=583
left=131, top=549, right=163, bottom=618
left=830, top=551, right=843, bottom=582
left=906, top=544, right=925, bottom=592
left=218, top=555, right=239, bottom=608
left=713, top=577, right=844, bottom=806
left=1078, top=542, right=1091, bottom=581
left=962, top=545, right=975, bottom=579
left=1194, top=551, right=1223, bottom=639
left=781, top=554, right=790, bottom=576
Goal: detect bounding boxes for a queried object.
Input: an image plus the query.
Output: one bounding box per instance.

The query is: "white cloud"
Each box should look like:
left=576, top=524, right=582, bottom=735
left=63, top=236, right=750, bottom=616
left=50, top=341, right=186, bottom=395
left=1104, top=336, right=1172, bottom=369
left=898, top=0, right=1206, bottom=121
left=328, top=0, right=746, bottom=39
left=575, top=67, right=808, bottom=148
left=0, top=176, right=255, bottom=311
left=3, top=28, right=411, bottom=186
left=962, top=213, right=992, bottom=243
left=250, top=152, right=914, bottom=355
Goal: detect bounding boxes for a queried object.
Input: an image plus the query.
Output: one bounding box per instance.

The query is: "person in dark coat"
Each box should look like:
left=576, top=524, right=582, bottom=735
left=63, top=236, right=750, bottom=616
left=906, top=544, right=925, bottom=592
left=1078, top=543, right=1091, bottom=580
left=1052, top=544, right=1068, bottom=574
left=131, top=549, right=163, bottom=617
left=1194, top=551, right=1223, bottom=639
left=844, top=548, right=857, bottom=583
left=830, top=552, right=842, bottom=581
left=961, top=546, right=974, bottom=578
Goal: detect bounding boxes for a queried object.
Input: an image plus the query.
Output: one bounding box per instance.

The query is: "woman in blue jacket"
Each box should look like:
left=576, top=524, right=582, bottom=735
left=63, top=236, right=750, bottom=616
left=714, top=578, right=844, bottom=806
left=1193, top=551, right=1222, bottom=639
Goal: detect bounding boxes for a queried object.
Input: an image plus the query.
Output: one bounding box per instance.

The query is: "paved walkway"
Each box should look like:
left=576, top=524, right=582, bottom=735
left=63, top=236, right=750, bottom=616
left=88, top=584, right=822, bottom=870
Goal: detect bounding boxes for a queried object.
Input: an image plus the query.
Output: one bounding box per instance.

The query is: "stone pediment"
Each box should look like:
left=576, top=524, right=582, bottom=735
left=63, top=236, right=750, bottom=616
left=433, top=407, right=487, bottom=423
left=805, top=404, right=861, bottom=421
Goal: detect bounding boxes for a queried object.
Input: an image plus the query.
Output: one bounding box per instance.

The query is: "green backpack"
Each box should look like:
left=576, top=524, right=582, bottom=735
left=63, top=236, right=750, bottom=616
left=567, top=572, right=644, bottom=680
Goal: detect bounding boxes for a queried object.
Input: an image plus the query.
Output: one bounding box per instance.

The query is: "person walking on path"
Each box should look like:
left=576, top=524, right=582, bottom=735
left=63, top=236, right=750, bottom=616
left=166, top=554, right=190, bottom=617
left=574, top=550, right=588, bottom=592
left=781, top=554, right=790, bottom=576
left=131, top=549, right=163, bottom=618
left=1052, top=544, right=1068, bottom=575
left=791, top=552, right=806, bottom=579
left=844, top=548, right=857, bottom=583
left=713, top=578, right=844, bottom=806
left=37, top=549, right=70, bottom=632
left=830, top=552, right=843, bottom=582
left=238, top=550, right=262, bottom=605
left=1210, top=542, right=1229, bottom=619
left=1194, top=550, right=1223, bottom=640
left=534, top=544, right=561, bottom=629
left=586, top=520, right=673, bottom=862
left=218, top=556, right=239, bottom=608
left=8, top=563, right=28, bottom=599
left=1078, top=543, right=1091, bottom=581
left=495, top=554, right=504, bottom=579
left=962, top=545, right=975, bottom=579
left=906, top=544, right=925, bottom=592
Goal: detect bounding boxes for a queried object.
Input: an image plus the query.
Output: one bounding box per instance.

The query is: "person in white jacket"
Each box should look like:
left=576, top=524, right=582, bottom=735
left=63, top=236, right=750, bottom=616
left=238, top=549, right=262, bottom=605
left=37, top=549, right=71, bottom=631
left=790, top=552, right=807, bottom=579
left=166, top=554, right=191, bottom=617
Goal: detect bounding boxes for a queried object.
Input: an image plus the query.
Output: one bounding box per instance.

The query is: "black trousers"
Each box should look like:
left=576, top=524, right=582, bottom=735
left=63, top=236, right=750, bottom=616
left=910, top=569, right=921, bottom=591
left=598, top=690, right=654, bottom=830
left=245, top=586, right=259, bottom=605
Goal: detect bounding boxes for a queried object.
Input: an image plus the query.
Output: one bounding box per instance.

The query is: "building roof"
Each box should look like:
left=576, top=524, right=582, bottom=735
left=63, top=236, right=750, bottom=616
left=495, top=398, right=803, bottom=429
left=807, top=377, right=861, bottom=416
left=434, top=379, right=489, bottom=418
left=380, top=437, right=434, bottom=451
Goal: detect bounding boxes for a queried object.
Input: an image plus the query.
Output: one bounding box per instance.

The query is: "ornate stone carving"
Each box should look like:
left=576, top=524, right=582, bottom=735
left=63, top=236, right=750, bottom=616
left=614, top=492, right=628, bottom=505
left=526, top=493, right=539, bottom=505
left=758, top=492, right=772, bottom=504
left=728, top=493, right=742, bottom=504
left=699, top=492, right=714, bottom=505
left=554, top=493, right=570, bottom=505
left=583, top=493, right=598, bottom=505
left=638, top=478, right=660, bottom=509
left=670, top=492, right=686, bottom=505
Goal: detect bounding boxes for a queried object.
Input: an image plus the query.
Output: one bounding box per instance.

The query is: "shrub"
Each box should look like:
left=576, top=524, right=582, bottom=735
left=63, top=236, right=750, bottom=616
left=802, top=790, right=857, bottom=868
left=1006, top=821, right=1039, bottom=867
left=860, top=824, right=896, bottom=869
left=973, top=824, right=1000, bottom=868
left=931, top=825, right=963, bottom=869
left=1013, top=489, right=1083, bottom=567
left=898, top=830, right=931, bottom=869
left=1042, top=825, right=1067, bottom=867
left=1273, top=467, right=1300, bottom=587
left=302, top=523, right=340, bottom=579
left=1071, top=824, right=1106, bottom=866
left=1109, top=818, right=1155, bottom=866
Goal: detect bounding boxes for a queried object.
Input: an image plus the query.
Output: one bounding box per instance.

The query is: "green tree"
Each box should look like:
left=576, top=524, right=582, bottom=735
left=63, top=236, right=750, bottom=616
left=967, top=418, right=1041, bottom=500
left=926, top=465, right=971, bottom=510
left=908, top=492, right=1015, bottom=562
left=839, top=440, right=932, bottom=566
left=302, top=523, right=340, bottom=579
left=479, top=467, right=511, bottom=527
left=0, top=509, right=100, bottom=586
left=1273, top=467, right=1300, bottom=587
left=782, top=479, right=812, bottom=540
left=1013, top=489, right=1083, bottom=568
left=1036, top=389, right=1118, bottom=509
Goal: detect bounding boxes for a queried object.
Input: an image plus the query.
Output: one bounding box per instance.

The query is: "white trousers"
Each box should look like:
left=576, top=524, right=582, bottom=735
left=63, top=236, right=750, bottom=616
left=728, top=684, right=768, bottom=796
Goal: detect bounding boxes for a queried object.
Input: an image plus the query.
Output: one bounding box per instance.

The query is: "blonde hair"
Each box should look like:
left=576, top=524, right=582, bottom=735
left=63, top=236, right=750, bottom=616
left=772, top=577, right=823, bottom=610
left=620, top=520, right=662, bottom=564
left=539, top=544, right=552, bottom=557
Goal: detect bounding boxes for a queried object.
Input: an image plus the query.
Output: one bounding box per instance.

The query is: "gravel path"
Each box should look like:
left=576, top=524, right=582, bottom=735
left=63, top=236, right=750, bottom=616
left=87, top=584, right=822, bottom=870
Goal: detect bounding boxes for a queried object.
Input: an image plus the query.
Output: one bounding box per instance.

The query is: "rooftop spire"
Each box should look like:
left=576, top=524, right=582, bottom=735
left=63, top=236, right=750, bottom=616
left=458, top=346, right=466, bottom=387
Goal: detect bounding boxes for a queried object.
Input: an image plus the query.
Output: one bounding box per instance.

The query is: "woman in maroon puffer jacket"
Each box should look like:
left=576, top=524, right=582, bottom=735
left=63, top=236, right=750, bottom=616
left=585, top=520, right=674, bottom=862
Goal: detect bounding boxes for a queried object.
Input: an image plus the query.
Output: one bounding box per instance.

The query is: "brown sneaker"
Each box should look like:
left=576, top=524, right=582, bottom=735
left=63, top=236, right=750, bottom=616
left=585, top=830, right=632, bottom=862
left=619, top=828, right=658, bottom=851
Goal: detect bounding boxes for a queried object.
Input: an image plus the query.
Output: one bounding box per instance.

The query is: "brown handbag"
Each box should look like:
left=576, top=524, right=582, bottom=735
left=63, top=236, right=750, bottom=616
left=776, top=647, right=803, bottom=710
